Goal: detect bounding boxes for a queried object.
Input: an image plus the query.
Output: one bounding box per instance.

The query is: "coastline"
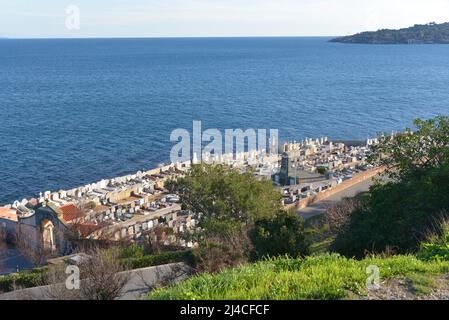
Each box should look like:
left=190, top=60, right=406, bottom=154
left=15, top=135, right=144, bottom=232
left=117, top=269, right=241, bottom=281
left=0, top=139, right=367, bottom=208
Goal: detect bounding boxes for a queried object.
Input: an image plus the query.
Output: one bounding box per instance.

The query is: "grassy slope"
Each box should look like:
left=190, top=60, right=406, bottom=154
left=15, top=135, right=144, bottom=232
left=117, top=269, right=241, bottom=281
left=147, top=254, right=449, bottom=300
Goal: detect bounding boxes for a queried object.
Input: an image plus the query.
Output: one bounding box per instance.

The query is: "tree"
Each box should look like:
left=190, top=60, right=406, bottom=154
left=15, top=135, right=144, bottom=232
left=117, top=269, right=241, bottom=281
left=167, top=164, right=293, bottom=272
left=369, top=116, right=449, bottom=180
left=166, top=164, right=283, bottom=224
left=333, top=116, right=449, bottom=257
left=249, top=210, right=309, bottom=260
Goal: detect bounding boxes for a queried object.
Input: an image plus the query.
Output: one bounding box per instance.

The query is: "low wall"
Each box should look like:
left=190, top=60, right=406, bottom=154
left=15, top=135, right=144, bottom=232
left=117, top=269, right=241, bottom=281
left=0, top=262, right=191, bottom=300
left=285, top=167, right=385, bottom=211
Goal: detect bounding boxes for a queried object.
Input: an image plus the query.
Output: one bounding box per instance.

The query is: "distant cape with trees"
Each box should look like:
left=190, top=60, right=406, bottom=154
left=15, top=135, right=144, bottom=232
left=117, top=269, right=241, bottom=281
left=331, top=22, right=449, bottom=44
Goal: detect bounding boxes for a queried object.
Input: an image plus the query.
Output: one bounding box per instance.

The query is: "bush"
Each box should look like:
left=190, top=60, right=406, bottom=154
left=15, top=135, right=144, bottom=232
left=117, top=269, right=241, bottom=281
left=324, top=198, right=364, bottom=235
left=316, top=167, right=327, bottom=175
left=116, top=244, right=145, bottom=260
left=418, top=242, right=449, bottom=262
left=418, top=221, right=449, bottom=262
left=120, top=250, right=195, bottom=269
left=249, top=211, right=309, bottom=260
left=0, top=269, right=47, bottom=293
left=192, top=219, right=252, bottom=273
left=330, top=116, right=449, bottom=258
left=332, top=174, right=449, bottom=257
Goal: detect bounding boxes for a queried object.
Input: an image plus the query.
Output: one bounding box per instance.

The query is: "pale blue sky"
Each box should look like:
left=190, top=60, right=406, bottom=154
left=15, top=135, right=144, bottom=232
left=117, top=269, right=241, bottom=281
left=2, top=0, right=449, bottom=38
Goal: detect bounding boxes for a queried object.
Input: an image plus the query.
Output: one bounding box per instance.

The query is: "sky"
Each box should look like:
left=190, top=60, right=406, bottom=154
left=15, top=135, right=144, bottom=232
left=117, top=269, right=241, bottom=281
left=2, top=0, right=449, bottom=38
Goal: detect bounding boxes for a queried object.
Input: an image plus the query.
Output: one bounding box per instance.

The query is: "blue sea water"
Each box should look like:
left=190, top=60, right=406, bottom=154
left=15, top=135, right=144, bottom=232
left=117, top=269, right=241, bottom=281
left=0, top=37, right=448, bottom=204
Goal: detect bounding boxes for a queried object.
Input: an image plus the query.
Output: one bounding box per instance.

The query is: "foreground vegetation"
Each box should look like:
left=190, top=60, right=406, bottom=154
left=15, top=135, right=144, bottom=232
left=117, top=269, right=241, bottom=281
left=148, top=254, right=449, bottom=300
left=0, top=246, right=193, bottom=294
left=332, top=116, right=449, bottom=257
left=149, top=116, right=449, bottom=300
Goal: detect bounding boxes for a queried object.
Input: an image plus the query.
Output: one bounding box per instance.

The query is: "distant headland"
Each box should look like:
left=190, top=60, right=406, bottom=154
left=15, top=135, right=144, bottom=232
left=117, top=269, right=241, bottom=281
left=331, top=22, right=449, bottom=44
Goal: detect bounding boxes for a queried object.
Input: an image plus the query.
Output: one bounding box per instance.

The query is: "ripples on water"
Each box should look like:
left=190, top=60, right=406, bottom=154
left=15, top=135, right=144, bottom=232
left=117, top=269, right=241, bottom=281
left=0, top=37, right=448, bottom=204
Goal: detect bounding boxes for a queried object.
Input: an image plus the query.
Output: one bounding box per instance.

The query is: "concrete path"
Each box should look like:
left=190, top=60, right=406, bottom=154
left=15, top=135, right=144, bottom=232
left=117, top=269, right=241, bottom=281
left=298, top=177, right=376, bottom=220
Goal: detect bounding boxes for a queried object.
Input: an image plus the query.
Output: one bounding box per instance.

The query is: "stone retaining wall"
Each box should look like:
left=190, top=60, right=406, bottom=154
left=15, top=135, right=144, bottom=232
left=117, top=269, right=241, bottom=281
left=285, top=167, right=385, bottom=211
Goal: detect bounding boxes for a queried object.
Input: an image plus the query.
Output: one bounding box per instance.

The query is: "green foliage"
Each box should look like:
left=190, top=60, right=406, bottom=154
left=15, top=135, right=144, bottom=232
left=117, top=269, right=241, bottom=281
left=369, top=116, right=449, bottom=181
left=120, top=250, right=195, bottom=269
left=332, top=116, right=449, bottom=257
left=332, top=22, right=449, bottom=44
left=419, top=242, right=449, bottom=262
left=0, top=268, right=47, bottom=293
left=116, top=244, right=145, bottom=260
left=147, top=254, right=449, bottom=300
left=167, top=164, right=292, bottom=272
left=418, top=221, right=449, bottom=262
left=249, top=211, right=309, bottom=260
left=316, top=166, right=327, bottom=175
left=165, top=164, right=282, bottom=223
left=200, top=218, right=243, bottom=238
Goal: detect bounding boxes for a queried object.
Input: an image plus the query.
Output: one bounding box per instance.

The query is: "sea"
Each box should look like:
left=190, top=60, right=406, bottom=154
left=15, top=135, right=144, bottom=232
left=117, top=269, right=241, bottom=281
left=1, top=37, right=449, bottom=205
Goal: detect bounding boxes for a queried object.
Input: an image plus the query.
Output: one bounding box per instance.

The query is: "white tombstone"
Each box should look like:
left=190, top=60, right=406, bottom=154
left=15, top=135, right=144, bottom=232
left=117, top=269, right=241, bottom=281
left=59, top=190, right=67, bottom=198
left=192, top=152, right=199, bottom=164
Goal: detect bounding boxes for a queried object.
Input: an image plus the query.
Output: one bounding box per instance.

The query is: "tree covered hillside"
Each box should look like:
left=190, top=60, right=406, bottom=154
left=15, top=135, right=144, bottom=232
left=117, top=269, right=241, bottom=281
left=331, top=22, right=449, bottom=44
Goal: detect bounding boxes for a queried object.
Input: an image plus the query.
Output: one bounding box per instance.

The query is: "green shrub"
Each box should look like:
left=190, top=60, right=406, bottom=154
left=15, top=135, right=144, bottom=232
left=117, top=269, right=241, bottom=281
left=120, top=250, right=195, bottom=269
left=331, top=117, right=449, bottom=257
left=0, top=268, right=47, bottom=293
left=418, top=223, right=449, bottom=261
left=332, top=171, right=449, bottom=257
left=316, top=167, right=327, bottom=175
left=249, top=211, right=309, bottom=260
left=418, top=242, right=449, bottom=261
left=116, top=244, right=145, bottom=259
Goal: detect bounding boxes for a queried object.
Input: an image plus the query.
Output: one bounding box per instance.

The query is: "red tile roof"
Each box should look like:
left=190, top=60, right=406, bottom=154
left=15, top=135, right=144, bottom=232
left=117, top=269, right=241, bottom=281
left=0, top=207, right=17, bottom=221
left=59, top=204, right=85, bottom=222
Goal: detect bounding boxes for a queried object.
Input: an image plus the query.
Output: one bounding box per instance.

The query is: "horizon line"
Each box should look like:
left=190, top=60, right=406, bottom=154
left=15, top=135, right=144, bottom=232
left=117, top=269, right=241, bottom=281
left=0, top=35, right=338, bottom=40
